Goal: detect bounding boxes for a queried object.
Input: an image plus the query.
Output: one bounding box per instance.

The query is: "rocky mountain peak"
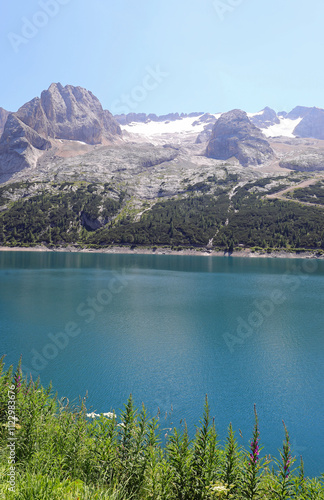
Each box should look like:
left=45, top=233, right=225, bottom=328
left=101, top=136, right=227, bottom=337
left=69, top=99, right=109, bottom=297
left=293, top=107, right=324, bottom=140
left=286, top=106, right=313, bottom=120
left=205, top=109, right=275, bottom=166
left=0, top=83, right=122, bottom=181
left=15, top=83, right=122, bottom=145
left=250, top=107, right=280, bottom=129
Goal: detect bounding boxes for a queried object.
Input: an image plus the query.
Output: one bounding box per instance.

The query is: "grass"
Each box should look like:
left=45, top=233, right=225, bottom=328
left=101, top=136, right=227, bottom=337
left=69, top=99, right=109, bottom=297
left=0, top=357, right=323, bottom=499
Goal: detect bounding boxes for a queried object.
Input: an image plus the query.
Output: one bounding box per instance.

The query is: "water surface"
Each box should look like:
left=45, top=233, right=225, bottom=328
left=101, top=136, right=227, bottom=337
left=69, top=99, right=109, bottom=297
left=0, top=251, right=323, bottom=476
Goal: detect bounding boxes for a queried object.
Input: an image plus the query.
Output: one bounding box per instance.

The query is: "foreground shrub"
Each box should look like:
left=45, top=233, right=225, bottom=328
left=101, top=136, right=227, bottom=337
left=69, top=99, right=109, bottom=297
left=0, top=357, right=323, bottom=499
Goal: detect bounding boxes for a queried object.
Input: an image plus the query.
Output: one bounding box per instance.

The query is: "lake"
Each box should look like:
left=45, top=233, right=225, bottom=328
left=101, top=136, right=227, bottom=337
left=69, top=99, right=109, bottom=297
left=0, top=251, right=323, bottom=477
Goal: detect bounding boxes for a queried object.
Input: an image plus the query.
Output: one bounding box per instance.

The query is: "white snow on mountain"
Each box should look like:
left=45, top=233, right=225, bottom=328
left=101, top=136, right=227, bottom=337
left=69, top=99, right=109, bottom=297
left=261, top=117, right=303, bottom=138
left=247, top=111, right=264, bottom=117
left=121, top=112, right=303, bottom=141
left=122, top=115, right=219, bottom=137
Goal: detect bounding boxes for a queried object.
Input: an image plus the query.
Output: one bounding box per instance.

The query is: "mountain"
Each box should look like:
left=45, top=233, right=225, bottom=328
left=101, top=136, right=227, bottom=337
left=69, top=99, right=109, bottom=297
left=15, top=83, right=121, bottom=144
left=0, top=83, right=122, bottom=180
left=0, top=107, right=9, bottom=136
left=117, top=107, right=324, bottom=143
left=0, top=114, right=51, bottom=179
left=2, top=83, right=324, bottom=184
left=286, top=106, right=313, bottom=120
left=205, top=109, right=275, bottom=166
left=250, top=107, right=280, bottom=129
left=1, top=87, right=324, bottom=254
left=293, top=107, right=324, bottom=140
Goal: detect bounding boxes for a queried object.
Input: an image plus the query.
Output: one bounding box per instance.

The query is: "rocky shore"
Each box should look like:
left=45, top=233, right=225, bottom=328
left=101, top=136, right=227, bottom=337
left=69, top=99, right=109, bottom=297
left=0, top=245, right=323, bottom=259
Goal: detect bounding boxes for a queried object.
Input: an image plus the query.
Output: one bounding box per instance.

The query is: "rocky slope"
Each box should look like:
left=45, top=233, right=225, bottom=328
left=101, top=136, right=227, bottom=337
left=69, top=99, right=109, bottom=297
left=293, top=107, right=324, bottom=140
left=286, top=106, right=312, bottom=120
left=250, top=107, right=280, bottom=129
left=279, top=151, right=324, bottom=171
left=205, top=109, right=275, bottom=166
left=0, top=114, right=51, bottom=180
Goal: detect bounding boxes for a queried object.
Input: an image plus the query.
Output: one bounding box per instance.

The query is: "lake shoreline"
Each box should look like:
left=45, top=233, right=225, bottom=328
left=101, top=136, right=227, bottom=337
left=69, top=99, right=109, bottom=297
left=0, top=245, right=323, bottom=259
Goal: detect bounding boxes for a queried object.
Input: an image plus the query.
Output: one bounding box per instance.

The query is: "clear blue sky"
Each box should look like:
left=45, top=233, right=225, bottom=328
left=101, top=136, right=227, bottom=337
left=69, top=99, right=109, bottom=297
left=1, top=0, right=323, bottom=115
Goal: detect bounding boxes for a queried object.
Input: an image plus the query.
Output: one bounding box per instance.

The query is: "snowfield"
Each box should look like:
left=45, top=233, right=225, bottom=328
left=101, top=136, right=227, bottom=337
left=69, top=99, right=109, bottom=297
left=262, top=117, right=303, bottom=138
left=122, top=115, right=216, bottom=136
left=121, top=112, right=302, bottom=141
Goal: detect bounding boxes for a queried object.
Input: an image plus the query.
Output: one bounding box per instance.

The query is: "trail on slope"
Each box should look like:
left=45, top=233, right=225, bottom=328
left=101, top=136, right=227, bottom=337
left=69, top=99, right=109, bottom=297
left=266, top=174, right=324, bottom=208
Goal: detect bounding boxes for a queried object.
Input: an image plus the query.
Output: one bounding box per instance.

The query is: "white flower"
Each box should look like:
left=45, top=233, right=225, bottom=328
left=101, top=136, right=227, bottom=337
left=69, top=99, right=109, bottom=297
left=210, top=483, right=228, bottom=492
left=86, top=412, right=115, bottom=419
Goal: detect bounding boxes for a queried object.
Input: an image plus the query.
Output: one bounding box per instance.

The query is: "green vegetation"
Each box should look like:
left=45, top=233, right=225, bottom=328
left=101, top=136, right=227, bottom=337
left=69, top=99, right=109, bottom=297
left=287, top=181, right=324, bottom=206
left=216, top=201, right=324, bottom=251
left=0, top=177, right=323, bottom=253
left=88, top=194, right=230, bottom=247
left=213, top=184, right=324, bottom=251
left=0, top=182, right=124, bottom=247
left=1, top=358, right=323, bottom=499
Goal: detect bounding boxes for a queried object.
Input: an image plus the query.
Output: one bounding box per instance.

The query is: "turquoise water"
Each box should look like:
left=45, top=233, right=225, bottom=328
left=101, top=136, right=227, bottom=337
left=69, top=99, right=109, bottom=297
left=0, top=251, right=323, bottom=476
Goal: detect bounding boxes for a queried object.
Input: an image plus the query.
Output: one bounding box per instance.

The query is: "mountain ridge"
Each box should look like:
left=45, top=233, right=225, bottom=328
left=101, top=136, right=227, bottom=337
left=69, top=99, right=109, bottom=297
left=1, top=83, right=324, bottom=186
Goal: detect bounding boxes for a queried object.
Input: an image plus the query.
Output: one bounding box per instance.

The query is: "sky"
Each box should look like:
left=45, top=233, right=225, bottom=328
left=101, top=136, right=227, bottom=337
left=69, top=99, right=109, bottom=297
left=0, top=0, right=323, bottom=115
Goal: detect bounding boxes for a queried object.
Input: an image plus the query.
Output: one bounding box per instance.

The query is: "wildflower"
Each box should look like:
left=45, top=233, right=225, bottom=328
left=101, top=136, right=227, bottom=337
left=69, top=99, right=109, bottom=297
left=209, top=482, right=229, bottom=498
left=14, top=373, right=22, bottom=390
left=249, top=422, right=260, bottom=464
left=211, top=484, right=228, bottom=492
left=86, top=411, right=115, bottom=419
left=281, top=422, right=292, bottom=480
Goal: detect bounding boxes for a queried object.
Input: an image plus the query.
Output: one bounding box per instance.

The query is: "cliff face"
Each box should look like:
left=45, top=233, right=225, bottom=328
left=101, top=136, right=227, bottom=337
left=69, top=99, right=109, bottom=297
left=0, top=83, right=122, bottom=180
left=293, top=108, right=324, bottom=140
left=286, top=106, right=313, bottom=120
left=0, top=114, right=51, bottom=179
left=206, top=109, right=274, bottom=166
left=16, top=83, right=122, bottom=144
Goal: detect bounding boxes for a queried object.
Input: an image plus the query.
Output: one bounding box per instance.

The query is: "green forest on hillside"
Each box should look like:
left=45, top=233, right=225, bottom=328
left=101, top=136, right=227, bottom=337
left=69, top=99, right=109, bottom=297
left=0, top=178, right=323, bottom=253
left=286, top=181, right=324, bottom=206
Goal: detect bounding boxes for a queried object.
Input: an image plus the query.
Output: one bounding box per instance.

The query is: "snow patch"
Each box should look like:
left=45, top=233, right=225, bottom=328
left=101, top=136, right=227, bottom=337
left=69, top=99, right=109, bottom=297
left=261, top=117, right=303, bottom=138
left=122, top=116, right=206, bottom=136
left=247, top=110, right=264, bottom=117
left=122, top=114, right=221, bottom=138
